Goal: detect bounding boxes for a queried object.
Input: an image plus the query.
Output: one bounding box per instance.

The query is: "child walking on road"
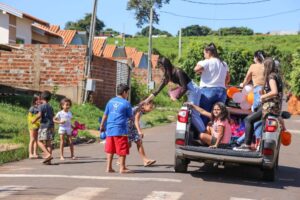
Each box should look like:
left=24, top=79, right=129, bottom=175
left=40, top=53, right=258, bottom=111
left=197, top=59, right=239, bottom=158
left=31, top=91, right=54, bottom=164
left=128, top=101, right=156, bottom=167
left=27, top=94, right=41, bottom=159
left=53, top=98, right=75, bottom=160
left=100, top=84, right=133, bottom=173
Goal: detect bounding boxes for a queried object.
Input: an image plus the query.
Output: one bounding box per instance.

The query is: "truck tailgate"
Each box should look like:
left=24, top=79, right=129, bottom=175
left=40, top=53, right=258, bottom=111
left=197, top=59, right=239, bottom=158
left=178, top=146, right=263, bottom=165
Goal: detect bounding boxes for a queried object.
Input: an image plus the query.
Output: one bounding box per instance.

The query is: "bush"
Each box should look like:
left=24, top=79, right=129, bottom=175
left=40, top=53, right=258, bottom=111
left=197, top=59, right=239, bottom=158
left=290, top=48, right=300, bottom=96
left=130, top=78, right=148, bottom=105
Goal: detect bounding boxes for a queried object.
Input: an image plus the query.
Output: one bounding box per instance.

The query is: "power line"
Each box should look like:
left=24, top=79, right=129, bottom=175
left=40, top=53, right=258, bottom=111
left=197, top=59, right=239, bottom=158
left=160, top=8, right=300, bottom=21
left=180, top=0, right=271, bottom=6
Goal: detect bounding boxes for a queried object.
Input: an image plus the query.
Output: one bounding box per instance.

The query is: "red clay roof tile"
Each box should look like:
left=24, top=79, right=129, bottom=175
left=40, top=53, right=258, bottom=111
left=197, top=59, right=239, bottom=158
left=93, top=38, right=106, bottom=56
left=32, top=24, right=62, bottom=37
left=125, top=47, right=137, bottom=58
left=102, top=44, right=116, bottom=57
left=57, top=30, right=77, bottom=44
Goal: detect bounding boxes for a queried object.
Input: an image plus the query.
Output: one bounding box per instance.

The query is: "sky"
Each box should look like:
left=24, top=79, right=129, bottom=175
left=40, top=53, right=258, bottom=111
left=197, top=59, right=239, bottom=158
left=1, top=0, right=300, bottom=35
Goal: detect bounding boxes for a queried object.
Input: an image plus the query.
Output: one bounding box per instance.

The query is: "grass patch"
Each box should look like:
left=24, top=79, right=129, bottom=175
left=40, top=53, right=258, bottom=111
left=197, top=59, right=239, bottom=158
left=0, top=93, right=179, bottom=163
left=0, top=147, right=27, bottom=164
left=142, top=107, right=178, bottom=127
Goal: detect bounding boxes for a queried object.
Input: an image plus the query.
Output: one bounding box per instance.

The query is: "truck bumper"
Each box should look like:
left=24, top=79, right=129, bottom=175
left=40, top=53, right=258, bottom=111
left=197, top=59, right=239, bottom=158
left=176, top=148, right=263, bottom=165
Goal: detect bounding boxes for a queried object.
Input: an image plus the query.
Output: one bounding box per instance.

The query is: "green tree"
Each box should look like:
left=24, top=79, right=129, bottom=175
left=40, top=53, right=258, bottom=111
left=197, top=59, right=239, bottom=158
left=218, top=27, right=254, bottom=36
left=222, top=49, right=252, bottom=85
left=127, top=0, right=170, bottom=28
left=65, top=13, right=105, bottom=35
left=262, top=45, right=293, bottom=86
left=180, top=42, right=252, bottom=85
left=290, top=48, right=300, bottom=96
left=139, top=26, right=172, bottom=36
left=102, top=28, right=120, bottom=36
left=181, top=25, right=212, bottom=36
left=180, top=42, right=205, bottom=80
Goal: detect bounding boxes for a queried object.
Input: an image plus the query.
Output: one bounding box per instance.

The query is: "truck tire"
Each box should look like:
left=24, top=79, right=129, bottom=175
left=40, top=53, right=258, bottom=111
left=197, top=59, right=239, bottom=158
left=262, top=155, right=278, bottom=181
left=174, top=155, right=188, bottom=173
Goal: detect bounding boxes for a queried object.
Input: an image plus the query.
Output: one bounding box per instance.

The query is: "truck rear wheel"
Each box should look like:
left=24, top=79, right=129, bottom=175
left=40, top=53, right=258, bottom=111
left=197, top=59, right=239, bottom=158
left=262, top=155, right=278, bottom=181
left=174, top=155, right=188, bottom=173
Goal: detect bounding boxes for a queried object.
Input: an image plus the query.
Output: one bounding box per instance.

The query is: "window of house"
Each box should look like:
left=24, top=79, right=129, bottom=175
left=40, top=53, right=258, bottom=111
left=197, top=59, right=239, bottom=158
left=16, top=38, right=25, bottom=44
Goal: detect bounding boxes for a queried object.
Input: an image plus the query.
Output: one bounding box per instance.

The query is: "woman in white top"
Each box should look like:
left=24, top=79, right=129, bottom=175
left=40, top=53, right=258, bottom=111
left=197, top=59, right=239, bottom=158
left=194, top=43, right=230, bottom=126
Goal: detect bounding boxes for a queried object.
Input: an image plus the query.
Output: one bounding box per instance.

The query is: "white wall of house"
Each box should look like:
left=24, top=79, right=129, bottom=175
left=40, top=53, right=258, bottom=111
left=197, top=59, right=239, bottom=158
left=16, top=17, right=32, bottom=44
left=0, top=12, right=9, bottom=44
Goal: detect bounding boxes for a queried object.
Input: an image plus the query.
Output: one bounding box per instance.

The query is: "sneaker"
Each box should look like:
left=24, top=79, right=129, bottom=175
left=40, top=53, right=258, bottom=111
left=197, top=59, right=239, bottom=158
left=233, top=144, right=251, bottom=151
left=230, top=142, right=241, bottom=148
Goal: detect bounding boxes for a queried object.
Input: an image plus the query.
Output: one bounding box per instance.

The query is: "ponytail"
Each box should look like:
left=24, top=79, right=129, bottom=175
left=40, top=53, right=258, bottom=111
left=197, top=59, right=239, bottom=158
left=205, top=43, right=225, bottom=67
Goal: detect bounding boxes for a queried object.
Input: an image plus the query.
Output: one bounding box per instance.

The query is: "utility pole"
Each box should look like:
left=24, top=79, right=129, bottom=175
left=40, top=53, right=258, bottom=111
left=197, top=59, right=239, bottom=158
left=178, top=28, right=182, bottom=59
left=147, top=4, right=154, bottom=92
left=83, top=0, right=98, bottom=103
left=122, top=23, right=126, bottom=46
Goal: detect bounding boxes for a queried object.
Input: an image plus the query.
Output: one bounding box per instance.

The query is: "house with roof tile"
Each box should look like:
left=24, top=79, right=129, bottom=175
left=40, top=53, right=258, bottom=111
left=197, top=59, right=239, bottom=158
left=98, top=44, right=159, bottom=69
left=57, top=29, right=88, bottom=45
left=128, top=51, right=159, bottom=69
left=0, top=3, right=62, bottom=44
left=92, top=37, right=107, bottom=56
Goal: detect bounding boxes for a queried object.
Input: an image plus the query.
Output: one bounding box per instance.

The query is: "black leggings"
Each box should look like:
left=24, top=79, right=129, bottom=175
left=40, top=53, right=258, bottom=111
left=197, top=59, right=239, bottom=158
left=244, top=107, right=262, bottom=145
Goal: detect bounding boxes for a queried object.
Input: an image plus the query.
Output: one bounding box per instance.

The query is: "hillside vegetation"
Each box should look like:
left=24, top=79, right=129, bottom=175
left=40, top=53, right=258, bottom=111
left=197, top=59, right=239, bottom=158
left=108, top=35, right=300, bottom=60
left=109, top=35, right=300, bottom=89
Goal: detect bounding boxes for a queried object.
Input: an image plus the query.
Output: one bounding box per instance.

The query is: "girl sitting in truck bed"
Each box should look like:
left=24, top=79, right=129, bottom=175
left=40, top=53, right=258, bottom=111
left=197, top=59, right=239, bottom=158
left=186, top=102, right=232, bottom=148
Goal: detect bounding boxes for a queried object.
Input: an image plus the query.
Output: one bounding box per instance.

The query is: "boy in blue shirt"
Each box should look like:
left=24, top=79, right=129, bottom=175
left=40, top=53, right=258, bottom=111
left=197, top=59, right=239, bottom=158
left=100, top=84, right=133, bottom=173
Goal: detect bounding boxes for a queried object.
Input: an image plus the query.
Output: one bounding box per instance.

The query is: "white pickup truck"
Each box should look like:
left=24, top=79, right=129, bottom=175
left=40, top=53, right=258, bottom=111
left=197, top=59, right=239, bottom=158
left=174, top=104, right=290, bottom=181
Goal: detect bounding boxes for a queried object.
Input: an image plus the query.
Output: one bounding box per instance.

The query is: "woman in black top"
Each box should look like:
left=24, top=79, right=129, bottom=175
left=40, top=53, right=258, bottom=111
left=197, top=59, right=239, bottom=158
left=234, top=58, right=283, bottom=151
left=143, top=57, right=205, bottom=132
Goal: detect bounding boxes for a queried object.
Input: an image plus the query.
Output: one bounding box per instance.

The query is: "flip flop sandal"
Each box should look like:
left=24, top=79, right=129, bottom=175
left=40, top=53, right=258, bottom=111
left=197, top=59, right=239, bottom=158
left=144, top=160, right=156, bottom=167
left=43, top=156, right=53, bottom=164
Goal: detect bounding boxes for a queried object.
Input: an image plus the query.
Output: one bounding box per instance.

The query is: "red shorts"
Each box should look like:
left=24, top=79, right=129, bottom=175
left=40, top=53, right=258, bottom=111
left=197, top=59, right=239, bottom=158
left=105, top=136, right=129, bottom=156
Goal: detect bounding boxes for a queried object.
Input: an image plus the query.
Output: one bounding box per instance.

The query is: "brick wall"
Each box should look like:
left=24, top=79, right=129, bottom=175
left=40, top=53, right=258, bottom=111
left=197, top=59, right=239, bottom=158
left=132, top=68, right=163, bottom=84
left=0, top=44, right=85, bottom=103
left=90, top=56, right=117, bottom=108
left=0, top=45, right=125, bottom=107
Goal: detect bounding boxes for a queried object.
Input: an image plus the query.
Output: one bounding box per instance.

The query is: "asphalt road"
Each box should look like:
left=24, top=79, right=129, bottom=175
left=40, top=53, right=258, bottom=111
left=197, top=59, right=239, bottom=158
left=0, top=117, right=300, bottom=200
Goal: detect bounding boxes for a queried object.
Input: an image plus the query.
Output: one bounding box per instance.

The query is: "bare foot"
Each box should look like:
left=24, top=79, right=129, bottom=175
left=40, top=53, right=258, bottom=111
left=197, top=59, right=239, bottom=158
left=32, top=154, right=39, bottom=159
left=60, top=156, right=65, bottom=160
left=106, top=169, right=116, bottom=173
left=71, top=156, right=76, bottom=160
left=119, top=168, right=133, bottom=174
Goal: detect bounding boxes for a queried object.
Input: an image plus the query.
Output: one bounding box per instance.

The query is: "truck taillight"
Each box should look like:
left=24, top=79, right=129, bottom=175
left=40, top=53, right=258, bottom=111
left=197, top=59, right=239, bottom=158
left=175, top=139, right=185, bottom=146
left=264, top=118, right=278, bottom=132
left=178, top=110, right=189, bottom=123
left=263, top=148, right=273, bottom=155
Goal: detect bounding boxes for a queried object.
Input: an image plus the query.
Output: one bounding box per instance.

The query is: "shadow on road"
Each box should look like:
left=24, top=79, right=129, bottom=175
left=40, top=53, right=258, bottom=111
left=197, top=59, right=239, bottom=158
left=127, top=164, right=175, bottom=173
left=189, top=164, right=300, bottom=189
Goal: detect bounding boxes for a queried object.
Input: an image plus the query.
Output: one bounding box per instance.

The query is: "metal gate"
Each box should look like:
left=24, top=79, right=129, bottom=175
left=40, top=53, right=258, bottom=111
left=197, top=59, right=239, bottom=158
left=116, top=60, right=132, bottom=101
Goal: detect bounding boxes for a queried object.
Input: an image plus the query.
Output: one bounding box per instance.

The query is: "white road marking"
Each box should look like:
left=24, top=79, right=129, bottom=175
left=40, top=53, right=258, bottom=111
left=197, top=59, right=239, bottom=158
left=0, top=185, right=29, bottom=198
left=230, top=197, right=256, bottom=200
left=0, top=174, right=181, bottom=183
left=143, top=191, right=183, bottom=200
left=54, top=187, right=108, bottom=200
left=0, top=167, right=33, bottom=171
left=287, top=129, right=300, bottom=134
